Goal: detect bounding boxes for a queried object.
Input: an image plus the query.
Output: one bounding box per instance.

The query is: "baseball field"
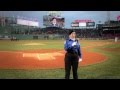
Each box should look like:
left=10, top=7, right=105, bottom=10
left=0, top=39, right=120, bottom=79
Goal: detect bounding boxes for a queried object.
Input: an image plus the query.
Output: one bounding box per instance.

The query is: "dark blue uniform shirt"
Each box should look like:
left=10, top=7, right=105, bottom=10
left=64, top=38, right=82, bottom=59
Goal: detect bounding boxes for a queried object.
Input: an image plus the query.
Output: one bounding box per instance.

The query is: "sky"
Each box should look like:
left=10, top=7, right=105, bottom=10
left=0, top=11, right=120, bottom=28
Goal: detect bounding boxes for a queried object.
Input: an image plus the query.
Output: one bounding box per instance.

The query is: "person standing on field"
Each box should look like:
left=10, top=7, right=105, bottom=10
left=64, top=30, right=82, bottom=79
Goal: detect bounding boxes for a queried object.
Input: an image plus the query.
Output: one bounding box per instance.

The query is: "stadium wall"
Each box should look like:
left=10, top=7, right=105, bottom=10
left=11, top=34, right=65, bottom=40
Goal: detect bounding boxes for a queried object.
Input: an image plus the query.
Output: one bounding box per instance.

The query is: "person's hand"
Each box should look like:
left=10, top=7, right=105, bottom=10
left=72, top=42, right=77, bottom=46
left=79, top=58, right=82, bottom=62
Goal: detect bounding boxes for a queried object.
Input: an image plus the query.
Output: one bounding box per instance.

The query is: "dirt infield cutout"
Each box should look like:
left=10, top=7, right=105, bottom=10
left=0, top=49, right=107, bottom=69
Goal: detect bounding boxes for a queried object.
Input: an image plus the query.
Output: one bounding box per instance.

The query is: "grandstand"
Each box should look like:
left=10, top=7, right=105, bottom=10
left=98, top=20, right=120, bottom=39
left=0, top=16, right=40, bottom=40
left=0, top=12, right=120, bottom=40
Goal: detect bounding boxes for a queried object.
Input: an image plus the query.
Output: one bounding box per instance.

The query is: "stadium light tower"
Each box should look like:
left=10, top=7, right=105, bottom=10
left=107, top=11, right=110, bottom=24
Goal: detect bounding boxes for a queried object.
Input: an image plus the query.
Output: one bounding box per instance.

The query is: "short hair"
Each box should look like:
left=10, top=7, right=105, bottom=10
left=69, top=30, right=75, bottom=35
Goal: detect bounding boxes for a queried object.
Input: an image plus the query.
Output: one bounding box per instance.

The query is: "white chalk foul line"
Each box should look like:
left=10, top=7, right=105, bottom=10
left=37, top=53, right=41, bottom=60
left=50, top=54, right=56, bottom=60
left=23, top=53, right=24, bottom=57
left=22, top=53, right=57, bottom=60
left=0, top=50, right=64, bottom=61
left=39, top=53, right=56, bottom=60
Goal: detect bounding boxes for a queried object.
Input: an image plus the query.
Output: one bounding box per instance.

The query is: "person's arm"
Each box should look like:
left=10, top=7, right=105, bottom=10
left=78, top=42, right=82, bottom=62
left=78, top=46, right=82, bottom=58
left=64, top=40, right=72, bottom=51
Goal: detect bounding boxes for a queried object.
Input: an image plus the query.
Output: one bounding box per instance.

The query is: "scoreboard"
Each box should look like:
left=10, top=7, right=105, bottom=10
left=43, top=15, right=65, bottom=28
left=71, top=19, right=95, bottom=28
left=86, top=22, right=95, bottom=27
left=17, top=19, right=39, bottom=27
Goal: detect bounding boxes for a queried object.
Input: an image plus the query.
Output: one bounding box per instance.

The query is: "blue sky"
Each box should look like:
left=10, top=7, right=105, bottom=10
left=0, top=11, right=120, bottom=28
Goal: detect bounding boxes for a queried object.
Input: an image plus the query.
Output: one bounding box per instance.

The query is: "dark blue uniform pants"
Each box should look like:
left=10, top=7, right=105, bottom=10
left=64, top=53, right=79, bottom=79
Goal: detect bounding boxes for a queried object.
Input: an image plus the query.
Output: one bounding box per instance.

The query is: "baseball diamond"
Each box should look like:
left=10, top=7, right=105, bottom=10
left=0, top=11, right=120, bottom=79
left=0, top=39, right=115, bottom=70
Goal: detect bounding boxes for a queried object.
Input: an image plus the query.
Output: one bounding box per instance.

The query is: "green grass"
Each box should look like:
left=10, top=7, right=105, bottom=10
left=0, top=69, right=65, bottom=79
left=0, top=40, right=120, bottom=79
left=77, top=42, right=120, bottom=79
left=0, top=40, right=64, bottom=51
left=78, top=51, right=120, bottom=79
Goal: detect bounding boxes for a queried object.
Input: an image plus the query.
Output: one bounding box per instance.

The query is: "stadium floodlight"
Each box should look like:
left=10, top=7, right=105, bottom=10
left=107, top=11, right=111, bottom=24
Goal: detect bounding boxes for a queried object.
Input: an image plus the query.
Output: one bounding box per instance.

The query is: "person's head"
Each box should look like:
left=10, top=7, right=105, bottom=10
left=69, top=30, right=76, bottom=39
